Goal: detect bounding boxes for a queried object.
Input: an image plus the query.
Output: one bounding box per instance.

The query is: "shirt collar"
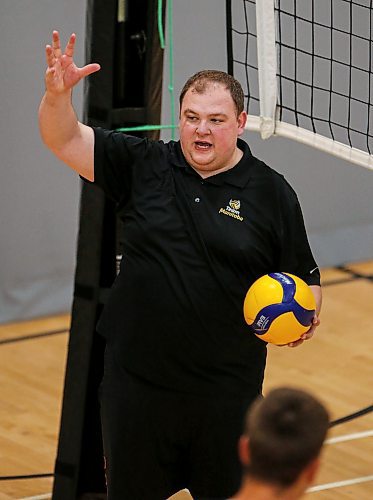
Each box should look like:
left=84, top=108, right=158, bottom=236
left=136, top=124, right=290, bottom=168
left=169, top=139, right=255, bottom=188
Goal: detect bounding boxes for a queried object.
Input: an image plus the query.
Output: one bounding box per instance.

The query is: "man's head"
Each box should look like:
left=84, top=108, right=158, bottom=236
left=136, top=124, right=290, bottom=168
left=239, top=387, right=329, bottom=492
left=179, top=70, right=247, bottom=177
left=179, top=70, right=245, bottom=117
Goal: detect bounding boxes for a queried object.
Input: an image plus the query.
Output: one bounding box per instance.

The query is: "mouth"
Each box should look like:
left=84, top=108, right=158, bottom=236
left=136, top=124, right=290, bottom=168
left=194, top=141, right=213, bottom=150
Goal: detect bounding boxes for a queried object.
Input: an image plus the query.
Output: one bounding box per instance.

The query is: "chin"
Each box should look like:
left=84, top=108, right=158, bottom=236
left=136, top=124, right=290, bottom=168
left=191, top=153, right=214, bottom=166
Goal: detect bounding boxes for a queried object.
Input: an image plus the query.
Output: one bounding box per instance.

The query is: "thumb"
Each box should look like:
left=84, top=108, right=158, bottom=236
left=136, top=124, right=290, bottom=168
left=80, top=63, right=101, bottom=78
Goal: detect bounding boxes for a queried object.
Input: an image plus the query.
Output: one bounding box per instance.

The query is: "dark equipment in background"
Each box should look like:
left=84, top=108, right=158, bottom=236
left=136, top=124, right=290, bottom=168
left=52, top=1, right=166, bottom=498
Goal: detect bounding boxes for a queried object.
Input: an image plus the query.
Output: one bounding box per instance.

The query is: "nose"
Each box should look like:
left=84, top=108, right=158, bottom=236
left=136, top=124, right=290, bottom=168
left=196, top=120, right=211, bottom=135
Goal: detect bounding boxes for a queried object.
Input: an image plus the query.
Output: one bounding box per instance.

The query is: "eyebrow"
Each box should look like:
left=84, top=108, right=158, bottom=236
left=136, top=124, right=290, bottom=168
left=183, top=109, right=228, bottom=118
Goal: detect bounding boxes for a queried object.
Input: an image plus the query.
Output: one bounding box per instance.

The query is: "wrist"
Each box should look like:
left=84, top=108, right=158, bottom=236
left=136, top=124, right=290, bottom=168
left=44, top=88, right=72, bottom=106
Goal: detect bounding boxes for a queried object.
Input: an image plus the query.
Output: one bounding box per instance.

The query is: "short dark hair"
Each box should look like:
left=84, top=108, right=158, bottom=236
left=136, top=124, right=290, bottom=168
left=179, top=70, right=245, bottom=116
left=244, top=387, right=329, bottom=488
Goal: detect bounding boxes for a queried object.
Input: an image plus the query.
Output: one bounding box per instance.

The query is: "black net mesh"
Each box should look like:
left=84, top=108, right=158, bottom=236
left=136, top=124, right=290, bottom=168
left=229, top=0, right=373, bottom=155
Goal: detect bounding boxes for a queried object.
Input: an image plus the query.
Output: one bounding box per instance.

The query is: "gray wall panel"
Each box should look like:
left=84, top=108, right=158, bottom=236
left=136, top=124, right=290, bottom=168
left=0, top=1, right=87, bottom=323
left=1, top=0, right=373, bottom=323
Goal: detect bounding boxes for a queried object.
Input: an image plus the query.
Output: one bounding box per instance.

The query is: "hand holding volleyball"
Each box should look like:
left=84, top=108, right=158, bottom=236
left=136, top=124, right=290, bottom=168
left=243, top=273, right=316, bottom=345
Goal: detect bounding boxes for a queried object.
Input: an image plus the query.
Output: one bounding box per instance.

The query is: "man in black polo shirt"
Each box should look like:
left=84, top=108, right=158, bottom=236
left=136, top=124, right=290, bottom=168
left=39, top=32, right=322, bottom=500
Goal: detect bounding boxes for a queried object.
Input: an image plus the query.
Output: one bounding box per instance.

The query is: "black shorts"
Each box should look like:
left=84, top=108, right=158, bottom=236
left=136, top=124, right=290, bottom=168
left=100, top=346, right=260, bottom=500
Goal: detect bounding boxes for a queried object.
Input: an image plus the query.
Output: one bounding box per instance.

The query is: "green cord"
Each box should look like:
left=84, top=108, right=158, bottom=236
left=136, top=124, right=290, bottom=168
left=167, top=0, right=176, bottom=139
left=157, top=0, right=165, bottom=49
left=117, top=124, right=177, bottom=132
left=117, top=0, right=177, bottom=138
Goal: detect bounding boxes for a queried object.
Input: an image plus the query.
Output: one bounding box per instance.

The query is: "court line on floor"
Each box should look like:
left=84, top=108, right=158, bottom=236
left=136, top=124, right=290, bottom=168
left=0, top=328, right=68, bottom=346
left=326, top=429, right=373, bottom=445
left=322, top=277, right=359, bottom=287
left=336, top=265, right=373, bottom=280
left=330, top=404, right=373, bottom=427
left=307, top=475, right=373, bottom=493
left=18, top=494, right=51, bottom=500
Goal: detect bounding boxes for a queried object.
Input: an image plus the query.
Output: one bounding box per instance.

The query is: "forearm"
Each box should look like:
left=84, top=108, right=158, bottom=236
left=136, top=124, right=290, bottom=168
left=38, top=90, right=80, bottom=153
left=38, top=90, right=95, bottom=180
left=310, top=285, right=322, bottom=316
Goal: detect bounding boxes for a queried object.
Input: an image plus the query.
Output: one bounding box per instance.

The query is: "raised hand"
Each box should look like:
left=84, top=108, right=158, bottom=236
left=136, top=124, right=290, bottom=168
left=44, top=31, right=100, bottom=95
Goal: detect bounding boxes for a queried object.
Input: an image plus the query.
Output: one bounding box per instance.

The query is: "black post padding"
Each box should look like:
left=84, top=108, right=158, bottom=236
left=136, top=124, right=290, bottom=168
left=52, top=1, right=166, bottom=498
left=52, top=183, right=109, bottom=500
left=226, top=0, right=234, bottom=75
left=83, top=0, right=118, bottom=127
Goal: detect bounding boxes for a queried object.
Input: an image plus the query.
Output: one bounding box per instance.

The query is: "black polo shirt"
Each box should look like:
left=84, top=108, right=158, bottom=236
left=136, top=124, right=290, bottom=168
left=91, top=127, right=320, bottom=396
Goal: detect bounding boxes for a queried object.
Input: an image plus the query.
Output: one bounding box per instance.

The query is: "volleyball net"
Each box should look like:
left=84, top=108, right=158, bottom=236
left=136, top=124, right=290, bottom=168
left=227, top=0, right=373, bottom=170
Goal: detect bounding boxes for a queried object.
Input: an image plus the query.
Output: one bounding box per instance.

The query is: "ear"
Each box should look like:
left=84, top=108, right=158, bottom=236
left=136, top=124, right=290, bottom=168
left=237, top=111, right=247, bottom=136
left=238, top=435, right=250, bottom=466
left=303, top=457, right=321, bottom=485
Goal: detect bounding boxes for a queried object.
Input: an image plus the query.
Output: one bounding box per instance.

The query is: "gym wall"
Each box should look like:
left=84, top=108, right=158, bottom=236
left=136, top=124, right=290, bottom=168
left=1, top=0, right=373, bottom=323
left=0, top=0, right=86, bottom=323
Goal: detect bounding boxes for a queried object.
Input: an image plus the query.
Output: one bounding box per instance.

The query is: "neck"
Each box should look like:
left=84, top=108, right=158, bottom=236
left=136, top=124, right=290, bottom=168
left=231, top=477, right=305, bottom=500
left=194, top=146, right=243, bottom=179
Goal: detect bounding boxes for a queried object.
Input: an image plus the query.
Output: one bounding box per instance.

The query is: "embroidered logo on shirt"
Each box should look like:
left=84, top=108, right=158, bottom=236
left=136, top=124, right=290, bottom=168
left=219, top=199, right=244, bottom=222
left=230, top=199, right=240, bottom=210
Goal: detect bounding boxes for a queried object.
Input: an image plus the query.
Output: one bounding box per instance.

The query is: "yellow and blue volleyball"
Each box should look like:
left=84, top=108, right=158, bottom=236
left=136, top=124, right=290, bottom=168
left=243, top=272, right=316, bottom=345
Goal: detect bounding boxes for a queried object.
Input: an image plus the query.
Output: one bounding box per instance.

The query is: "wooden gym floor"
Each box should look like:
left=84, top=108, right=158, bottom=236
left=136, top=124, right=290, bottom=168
left=0, top=261, right=372, bottom=499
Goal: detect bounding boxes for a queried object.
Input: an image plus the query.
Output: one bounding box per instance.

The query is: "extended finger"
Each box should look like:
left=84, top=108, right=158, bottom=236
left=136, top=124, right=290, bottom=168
left=45, top=66, right=56, bottom=81
left=287, top=338, right=304, bottom=348
left=45, top=45, right=56, bottom=68
left=79, top=63, right=101, bottom=78
left=52, top=30, right=62, bottom=58
left=64, top=33, right=76, bottom=58
left=313, top=316, right=321, bottom=327
left=301, top=330, right=314, bottom=340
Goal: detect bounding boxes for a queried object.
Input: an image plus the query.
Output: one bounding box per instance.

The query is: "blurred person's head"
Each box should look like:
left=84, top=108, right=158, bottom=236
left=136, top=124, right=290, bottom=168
left=234, top=387, right=329, bottom=499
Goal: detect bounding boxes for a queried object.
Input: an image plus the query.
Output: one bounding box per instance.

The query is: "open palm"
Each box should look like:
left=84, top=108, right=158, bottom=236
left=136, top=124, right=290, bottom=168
left=45, top=31, right=100, bottom=94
